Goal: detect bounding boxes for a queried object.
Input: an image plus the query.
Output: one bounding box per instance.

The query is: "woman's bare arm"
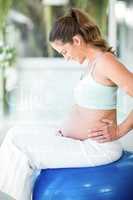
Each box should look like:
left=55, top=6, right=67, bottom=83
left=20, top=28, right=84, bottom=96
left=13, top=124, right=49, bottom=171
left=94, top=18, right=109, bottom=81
left=118, top=110, right=133, bottom=137
left=101, top=54, right=133, bottom=96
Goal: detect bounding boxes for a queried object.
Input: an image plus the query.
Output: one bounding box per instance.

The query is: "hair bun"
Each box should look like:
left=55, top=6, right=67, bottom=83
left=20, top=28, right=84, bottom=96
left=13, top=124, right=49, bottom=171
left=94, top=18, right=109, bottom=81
left=69, top=8, right=90, bottom=27
left=69, top=8, right=78, bottom=23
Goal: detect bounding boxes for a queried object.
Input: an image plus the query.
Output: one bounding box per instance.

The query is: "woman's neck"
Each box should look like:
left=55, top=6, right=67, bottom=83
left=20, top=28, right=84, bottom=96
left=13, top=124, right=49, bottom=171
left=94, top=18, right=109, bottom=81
left=86, top=47, right=103, bottom=62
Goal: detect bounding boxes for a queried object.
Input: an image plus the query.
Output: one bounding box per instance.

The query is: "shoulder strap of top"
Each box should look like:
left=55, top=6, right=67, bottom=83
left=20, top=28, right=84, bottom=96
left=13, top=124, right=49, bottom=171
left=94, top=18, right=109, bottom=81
left=89, top=52, right=107, bottom=76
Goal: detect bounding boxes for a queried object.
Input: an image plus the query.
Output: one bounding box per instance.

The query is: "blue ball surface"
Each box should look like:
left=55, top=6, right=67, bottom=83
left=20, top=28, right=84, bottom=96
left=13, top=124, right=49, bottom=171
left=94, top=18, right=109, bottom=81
left=33, top=151, right=133, bottom=200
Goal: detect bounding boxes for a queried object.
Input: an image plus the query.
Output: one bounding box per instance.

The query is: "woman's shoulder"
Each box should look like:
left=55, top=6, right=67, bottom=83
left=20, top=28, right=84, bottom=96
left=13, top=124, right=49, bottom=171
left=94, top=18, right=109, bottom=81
left=97, top=52, right=124, bottom=74
left=100, top=52, right=118, bottom=65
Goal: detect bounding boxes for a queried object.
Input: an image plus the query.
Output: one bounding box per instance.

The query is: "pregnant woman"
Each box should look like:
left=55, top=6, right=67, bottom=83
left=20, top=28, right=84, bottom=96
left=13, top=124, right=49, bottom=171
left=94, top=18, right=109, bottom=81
left=0, top=8, right=133, bottom=200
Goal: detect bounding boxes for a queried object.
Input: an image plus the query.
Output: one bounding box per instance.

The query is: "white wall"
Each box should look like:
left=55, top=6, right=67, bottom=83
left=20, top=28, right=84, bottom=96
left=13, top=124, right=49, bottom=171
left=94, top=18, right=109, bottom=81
left=10, top=58, right=83, bottom=124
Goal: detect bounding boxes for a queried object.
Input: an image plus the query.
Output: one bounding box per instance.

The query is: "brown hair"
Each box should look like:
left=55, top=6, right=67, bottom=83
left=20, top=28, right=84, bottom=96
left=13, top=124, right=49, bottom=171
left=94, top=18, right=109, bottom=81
left=49, top=8, right=114, bottom=54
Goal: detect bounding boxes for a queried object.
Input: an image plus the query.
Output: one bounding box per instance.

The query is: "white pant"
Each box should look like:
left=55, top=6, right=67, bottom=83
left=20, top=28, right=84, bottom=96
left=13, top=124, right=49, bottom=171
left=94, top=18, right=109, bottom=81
left=0, top=124, right=123, bottom=200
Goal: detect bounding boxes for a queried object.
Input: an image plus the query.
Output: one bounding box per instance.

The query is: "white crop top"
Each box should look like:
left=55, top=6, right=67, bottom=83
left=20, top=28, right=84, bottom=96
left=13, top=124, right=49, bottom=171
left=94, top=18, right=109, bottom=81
left=73, top=53, right=117, bottom=110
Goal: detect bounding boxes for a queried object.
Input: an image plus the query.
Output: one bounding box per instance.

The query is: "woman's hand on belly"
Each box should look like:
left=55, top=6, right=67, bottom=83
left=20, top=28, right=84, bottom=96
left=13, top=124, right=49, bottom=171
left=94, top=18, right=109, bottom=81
left=87, top=118, right=119, bottom=143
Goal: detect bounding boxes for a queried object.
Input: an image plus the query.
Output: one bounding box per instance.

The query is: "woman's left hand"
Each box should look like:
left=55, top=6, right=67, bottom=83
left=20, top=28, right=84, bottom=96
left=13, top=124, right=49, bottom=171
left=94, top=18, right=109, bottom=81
left=87, top=119, right=119, bottom=143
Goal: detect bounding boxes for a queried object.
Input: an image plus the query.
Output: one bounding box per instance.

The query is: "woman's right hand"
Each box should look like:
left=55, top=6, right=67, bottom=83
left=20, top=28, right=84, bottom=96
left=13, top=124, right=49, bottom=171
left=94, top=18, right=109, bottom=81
left=87, top=119, right=120, bottom=143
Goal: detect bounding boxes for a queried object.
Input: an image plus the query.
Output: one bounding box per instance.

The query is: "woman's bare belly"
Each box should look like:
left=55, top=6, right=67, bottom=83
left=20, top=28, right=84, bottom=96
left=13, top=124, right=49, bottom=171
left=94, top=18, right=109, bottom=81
left=60, top=104, right=117, bottom=140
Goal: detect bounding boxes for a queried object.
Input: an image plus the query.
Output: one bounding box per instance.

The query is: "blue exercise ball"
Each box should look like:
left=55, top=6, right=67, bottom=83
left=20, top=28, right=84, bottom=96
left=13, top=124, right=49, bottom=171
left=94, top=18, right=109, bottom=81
left=33, top=151, right=133, bottom=200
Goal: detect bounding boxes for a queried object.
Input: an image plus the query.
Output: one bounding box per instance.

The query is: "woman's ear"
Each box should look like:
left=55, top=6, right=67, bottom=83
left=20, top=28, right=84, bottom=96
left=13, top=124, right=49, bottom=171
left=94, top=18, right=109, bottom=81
left=72, top=35, right=81, bottom=46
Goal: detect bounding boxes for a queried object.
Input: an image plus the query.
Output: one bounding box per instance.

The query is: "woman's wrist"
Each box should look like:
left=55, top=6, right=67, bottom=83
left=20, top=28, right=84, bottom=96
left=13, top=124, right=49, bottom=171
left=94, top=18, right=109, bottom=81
left=117, top=124, right=124, bottom=139
left=118, top=121, right=132, bottom=138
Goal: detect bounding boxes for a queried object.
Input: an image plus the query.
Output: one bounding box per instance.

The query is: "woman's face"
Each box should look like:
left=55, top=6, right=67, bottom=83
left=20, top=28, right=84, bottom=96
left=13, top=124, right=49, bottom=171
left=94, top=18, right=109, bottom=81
left=50, top=36, right=87, bottom=64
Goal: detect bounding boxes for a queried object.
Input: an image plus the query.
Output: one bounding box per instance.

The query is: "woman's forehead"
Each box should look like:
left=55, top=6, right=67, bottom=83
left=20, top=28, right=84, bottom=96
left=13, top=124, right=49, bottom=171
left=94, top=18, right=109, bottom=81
left=52, top=40, right=64, bottom=46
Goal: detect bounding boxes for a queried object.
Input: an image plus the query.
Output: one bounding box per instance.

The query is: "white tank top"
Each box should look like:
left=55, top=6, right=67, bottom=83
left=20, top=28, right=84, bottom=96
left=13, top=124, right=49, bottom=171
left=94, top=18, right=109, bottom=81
left=74, top=52, right=117, bottom=109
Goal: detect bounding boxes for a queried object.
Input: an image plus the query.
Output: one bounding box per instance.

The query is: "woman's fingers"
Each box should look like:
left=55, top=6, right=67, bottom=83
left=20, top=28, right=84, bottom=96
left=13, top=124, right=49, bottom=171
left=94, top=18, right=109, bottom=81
left=95, top=138, right=110, bottom=143
left=88, top=125, right=110, bottom=137
left=87, top=118, right=116, bottom=141
left=101, top=119, right=113, bottom=126
left=88, top=123, right=111, bottom=133
left=92, top=133, right=112, bottom=143
left=91, top=135, right=109, bottom=143
left=87, top=127, right=115, bottom=143
left=87, top=130, right=103, bottom=138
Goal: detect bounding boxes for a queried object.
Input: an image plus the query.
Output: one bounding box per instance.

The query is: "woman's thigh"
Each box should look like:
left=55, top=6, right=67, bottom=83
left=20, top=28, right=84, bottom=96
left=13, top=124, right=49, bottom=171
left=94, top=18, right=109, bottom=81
left=11, top=124, right=123, bottom=169
left=11, top=124, right=88, bottom=168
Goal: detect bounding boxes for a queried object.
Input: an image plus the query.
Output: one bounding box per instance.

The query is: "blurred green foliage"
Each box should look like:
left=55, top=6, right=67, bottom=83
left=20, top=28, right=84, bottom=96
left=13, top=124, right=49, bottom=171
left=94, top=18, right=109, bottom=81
left=0, top=0, right=13, bottom=31
left=0, top=0, right=109, bottom=57
left=0, top=0, right=16, bottom=115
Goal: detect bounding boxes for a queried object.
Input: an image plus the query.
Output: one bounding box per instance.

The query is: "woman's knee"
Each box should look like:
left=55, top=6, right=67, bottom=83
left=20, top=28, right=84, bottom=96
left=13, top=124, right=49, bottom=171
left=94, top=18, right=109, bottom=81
left=3, top=125, right=26, bottom=151
left=2, top=126, right=17, bottom=144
